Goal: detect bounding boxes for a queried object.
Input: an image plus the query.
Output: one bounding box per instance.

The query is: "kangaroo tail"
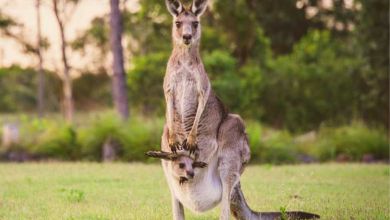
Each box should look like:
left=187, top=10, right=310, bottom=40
left=230, top=183, right=320, bottom=220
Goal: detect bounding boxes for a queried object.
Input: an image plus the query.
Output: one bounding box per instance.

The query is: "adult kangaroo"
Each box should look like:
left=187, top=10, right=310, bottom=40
left=158, top=0, right=320, bottom=219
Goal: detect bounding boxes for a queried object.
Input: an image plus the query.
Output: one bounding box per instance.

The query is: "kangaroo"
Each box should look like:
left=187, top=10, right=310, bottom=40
left=159, top=0, right=320, bottom=219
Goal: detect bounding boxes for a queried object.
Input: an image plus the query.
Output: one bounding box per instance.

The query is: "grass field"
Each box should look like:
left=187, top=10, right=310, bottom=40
left=0, top=163, right=388, bottom=220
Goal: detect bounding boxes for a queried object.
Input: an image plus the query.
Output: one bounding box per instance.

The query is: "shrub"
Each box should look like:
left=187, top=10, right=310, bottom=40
left=77, top=113, right=122, bottom=160
left=264, top=30, right=364, bottom=131
left=32, top=122, right=78, bottom=160
left=245, top=121, right=262, bottom=161
left=246, top=122, right=298, bottom=164
left=77, top=112, right=164, bottom=161
left=316, top=123, right=389, bottom=161
left=1, top=113, right=387, bottom=163
left=258, top=130, right=298, bottom=164
left=119, top=117, right=164, bottom=161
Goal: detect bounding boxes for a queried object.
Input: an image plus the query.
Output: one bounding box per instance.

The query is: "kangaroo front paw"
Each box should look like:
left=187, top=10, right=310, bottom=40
left=168, top=134, right=181, bottom=153
left=183, top=136, right=198, bottom=155
left=169, top=141, right=181, bottom=154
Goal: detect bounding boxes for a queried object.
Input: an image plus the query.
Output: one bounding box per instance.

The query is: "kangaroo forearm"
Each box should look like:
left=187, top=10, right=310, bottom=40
left=165, top=93, right=176, bottom=135
left=189, top=86, right=209, bottom=137
left=189, top=97, right=205, bottom=136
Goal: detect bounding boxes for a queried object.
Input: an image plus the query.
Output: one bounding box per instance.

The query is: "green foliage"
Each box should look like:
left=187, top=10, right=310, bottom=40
left=247, top=0, right=321, bottom=54
left=77, top=112, right=164, bottom=161
left=0, top=66, right=61, bottom=112
left=280, top=206, right=288, bottom=220
left=0, top=66, right=114, bottom=113
left=258, top=130, right=298, bottom=164
left=73, top=73, right=112, bottom=111
left=1, top=113, right=388, bottom=163
left=315, top=123, right=389, bottom=161
left=262, top=30, right=364, bottom=131
left=77, top=114, right=121, bottom=160
left=31, top=124, right=79, bottom=160
left=203, top=50, right=242, bottom=110
left=127, top=52, right=168, bottom=115
left=60, top=188, right=85, bottom=203
left=355, top=0, right=389, bottom=128
left=119, top=116, right=164, bottom=161
left=246, top=120, right=388, bottom=164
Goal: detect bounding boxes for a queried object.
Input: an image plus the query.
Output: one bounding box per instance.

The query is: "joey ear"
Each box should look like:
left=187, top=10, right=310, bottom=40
left=191, top=0, right=208, bottom=17
left=165, top=0, right=183, bottom=17
left=146, top=150, right=178, bottom=161
left=193, top=161, right=208, bottom=168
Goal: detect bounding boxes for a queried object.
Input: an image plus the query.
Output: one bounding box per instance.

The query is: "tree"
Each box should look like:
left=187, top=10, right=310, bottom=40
left=109, top=0, right=129, bottom=120
left=355, top=0, right=389, bottom=130
left=51, top=0, right=78, bottom=122
left=72, top=17, right=110, bottom=73
left=36, top=0, right=45, bottom=117
left=0, top=10, right=49, bottom=116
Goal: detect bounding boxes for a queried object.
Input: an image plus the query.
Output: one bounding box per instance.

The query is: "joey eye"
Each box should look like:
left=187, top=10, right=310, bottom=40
left=175, top=21, right=182, bottom=28
left=179, top=163, right=185, bottom=169
left=192, top=21, right=199, bottom=28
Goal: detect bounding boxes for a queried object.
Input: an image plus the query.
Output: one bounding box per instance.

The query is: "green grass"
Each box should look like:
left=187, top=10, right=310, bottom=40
left=0, top=163, right=388, bottom=220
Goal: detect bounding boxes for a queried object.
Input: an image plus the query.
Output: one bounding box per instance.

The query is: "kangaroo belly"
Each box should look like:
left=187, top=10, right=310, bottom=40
left=173, top=77, right=198, bottom=135
left=170, top=161, right=222, bottom=213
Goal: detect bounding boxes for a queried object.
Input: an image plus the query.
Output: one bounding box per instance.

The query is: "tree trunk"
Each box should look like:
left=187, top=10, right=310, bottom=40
left=109, top=0, right=129, bottom=121
left=36, top=0, right=45, bottom=118
left=53, top=0, right=74, bottom=122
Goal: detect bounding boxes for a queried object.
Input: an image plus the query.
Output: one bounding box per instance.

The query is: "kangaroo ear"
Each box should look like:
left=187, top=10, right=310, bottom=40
left=146, top=150, right=178, bottom=161
left=193, top=161, right=208, bottom=168
left=191, top=0, right=208, bottom=17
left=165, top=0, right=183, bottom=17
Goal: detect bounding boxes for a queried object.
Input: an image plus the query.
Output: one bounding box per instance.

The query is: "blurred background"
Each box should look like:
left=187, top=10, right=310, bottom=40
left=0, top=0, right=388, bottom=164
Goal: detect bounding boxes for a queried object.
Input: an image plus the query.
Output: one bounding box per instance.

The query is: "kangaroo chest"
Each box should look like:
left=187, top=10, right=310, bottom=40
left=169, top=64, right=200, bottom=133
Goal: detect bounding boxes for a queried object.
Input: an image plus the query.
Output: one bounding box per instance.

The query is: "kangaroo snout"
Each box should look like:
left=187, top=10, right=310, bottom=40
left=186, top=171, right=194, bottom=178
left=183, top=34, right=192, bottom=44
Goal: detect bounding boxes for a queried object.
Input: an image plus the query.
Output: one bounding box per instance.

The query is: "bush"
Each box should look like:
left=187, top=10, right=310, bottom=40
left=77, top=112, right=164, bottom=161
left=263, top=30, right=365, bottom=131
left=77, top=113, right=122, bottom=160
left=246, top=121, right=298, bottom=164
left=258, top=130, right=298, bottom=164
left=315, top=123, right=389, bottom=161
left=119, top=117, right=164, bottom=161
left=1, top=113, right=387, bottom=163
left=33, top=125, right=77, bottom=160
left=245, top=121, right=262, bottom=161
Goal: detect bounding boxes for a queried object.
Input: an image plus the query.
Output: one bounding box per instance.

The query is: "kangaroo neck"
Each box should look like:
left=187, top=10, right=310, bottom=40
left=171, top=43, right=201, bottom=64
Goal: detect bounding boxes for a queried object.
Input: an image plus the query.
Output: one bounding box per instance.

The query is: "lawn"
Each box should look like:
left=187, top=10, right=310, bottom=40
left=0, top=163, right=388, bottom=220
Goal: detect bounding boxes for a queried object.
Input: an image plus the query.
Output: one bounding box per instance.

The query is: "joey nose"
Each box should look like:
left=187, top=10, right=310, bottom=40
left=186, top=171, right=194, bottom=178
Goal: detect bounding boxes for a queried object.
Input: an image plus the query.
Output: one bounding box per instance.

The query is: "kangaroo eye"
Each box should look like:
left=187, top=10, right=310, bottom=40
left=192, top=21, right=199, bottom=28
left=179, top=163, right=185, bottom=169
left=175, top=21, right=182, bottom=28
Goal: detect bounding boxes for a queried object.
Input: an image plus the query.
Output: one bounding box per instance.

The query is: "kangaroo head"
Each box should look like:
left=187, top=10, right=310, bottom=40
left=146, top=150, right=207, bottom=184
left=165, top=0, right=208, bottom=47
left=172, top=155, right=207, bottom=183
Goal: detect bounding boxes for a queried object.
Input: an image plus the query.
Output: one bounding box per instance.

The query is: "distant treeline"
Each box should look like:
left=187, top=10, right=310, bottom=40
left=0, top=0, right=388, bottom=133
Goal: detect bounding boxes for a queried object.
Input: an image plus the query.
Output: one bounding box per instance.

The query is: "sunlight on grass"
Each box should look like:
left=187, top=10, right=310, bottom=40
left=0, top=163, right=388, bottom=220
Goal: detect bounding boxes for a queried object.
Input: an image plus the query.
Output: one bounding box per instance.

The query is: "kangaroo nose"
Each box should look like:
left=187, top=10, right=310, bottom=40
left=183, top=34, right=192, bottom=41
left=186, top=171, right=194, bottom=178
